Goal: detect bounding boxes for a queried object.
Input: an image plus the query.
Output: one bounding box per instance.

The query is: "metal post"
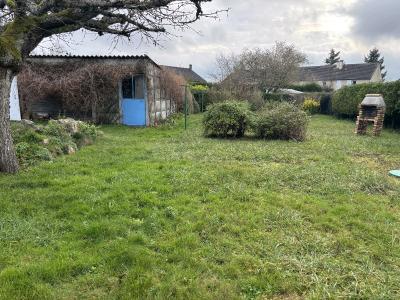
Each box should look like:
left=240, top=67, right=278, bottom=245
left=184, top=85, right=188, bottom=130
left=201, top=92, right=204, bottom=112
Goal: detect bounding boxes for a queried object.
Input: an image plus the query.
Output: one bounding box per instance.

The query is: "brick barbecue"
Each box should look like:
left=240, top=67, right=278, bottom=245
left=355, top=94, right=386, bottom=136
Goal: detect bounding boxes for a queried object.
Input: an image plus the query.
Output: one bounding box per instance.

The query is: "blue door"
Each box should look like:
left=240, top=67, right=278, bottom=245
left=122, top=99, right=146, bottom=126
left=121, top=75, right=146, bottom=126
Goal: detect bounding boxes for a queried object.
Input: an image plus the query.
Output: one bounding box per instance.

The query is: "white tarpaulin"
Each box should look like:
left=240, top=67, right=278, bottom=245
left=10, top=77, right=21, bottom=121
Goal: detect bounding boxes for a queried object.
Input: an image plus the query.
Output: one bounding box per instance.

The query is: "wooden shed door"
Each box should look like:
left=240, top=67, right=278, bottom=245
left=122, top=75, right=146, bottom=126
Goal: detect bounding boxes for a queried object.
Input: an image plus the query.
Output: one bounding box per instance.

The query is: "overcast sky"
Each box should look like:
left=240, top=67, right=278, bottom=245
left=37, top=0, right=400, bottom=81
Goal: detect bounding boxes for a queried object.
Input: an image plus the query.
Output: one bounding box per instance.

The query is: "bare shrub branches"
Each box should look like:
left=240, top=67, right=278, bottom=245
left=214, top=42, right=307, bottom=95
left=0, top=1, right=221, bottom=65
left=159, top=67, right=194, bottom=113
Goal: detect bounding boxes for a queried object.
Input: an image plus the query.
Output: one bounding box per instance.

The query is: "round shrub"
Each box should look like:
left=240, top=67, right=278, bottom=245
left=203, top=101, right=252, bottom=138
left=253, top=102, right=310, bottom=141
left=303, top=98, right=320, bottom=114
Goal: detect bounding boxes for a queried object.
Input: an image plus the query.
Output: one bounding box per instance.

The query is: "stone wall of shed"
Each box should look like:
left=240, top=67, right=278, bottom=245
left=146, top=64, right=176, bottom=126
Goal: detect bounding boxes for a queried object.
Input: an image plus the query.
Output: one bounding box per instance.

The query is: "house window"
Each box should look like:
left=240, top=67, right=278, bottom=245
left=352, top=80, right=357, bottom=85
left=122, top=75, right=145, bottom=99
left=322, top=82, right=327, bottom=87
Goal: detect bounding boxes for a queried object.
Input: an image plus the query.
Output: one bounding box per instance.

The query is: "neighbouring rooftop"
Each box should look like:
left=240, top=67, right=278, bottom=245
left=162, top=65, right=207, bottom=84
left=299, top=63, right=380, bottom=82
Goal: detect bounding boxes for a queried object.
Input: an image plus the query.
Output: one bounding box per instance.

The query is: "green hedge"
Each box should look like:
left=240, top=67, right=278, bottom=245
left=332, top=81, right=400, bottom=128
left=287, top=83, right=324, bottom=92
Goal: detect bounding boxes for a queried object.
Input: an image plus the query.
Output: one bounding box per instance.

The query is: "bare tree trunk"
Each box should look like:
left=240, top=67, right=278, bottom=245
left=0, top=67, right=19, bottom=174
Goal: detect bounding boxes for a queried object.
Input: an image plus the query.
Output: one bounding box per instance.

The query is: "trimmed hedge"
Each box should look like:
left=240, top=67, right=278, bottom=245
left=332, top=81, right=400, bottom=128
left=287, top=83, right=324, bottom=92
left=203, top=101, right=252, bottom=138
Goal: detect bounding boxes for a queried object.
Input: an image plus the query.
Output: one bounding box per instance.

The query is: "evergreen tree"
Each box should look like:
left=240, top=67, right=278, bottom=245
left=325, top=49, right=341, bottom=65
left=364, top=48, right=387, bottom=80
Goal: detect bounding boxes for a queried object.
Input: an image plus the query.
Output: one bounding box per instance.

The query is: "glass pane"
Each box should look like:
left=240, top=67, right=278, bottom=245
left=122, top=77, right=133, bottom=99
left=134, top=76, right=144, bottom=99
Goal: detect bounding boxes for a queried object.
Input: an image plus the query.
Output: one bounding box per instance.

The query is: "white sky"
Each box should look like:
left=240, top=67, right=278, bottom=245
left=36, top=0, right=400, bottom=81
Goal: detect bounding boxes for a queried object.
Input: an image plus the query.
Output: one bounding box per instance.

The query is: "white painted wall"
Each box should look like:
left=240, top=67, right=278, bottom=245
left=10, top=77, right=21, bottom=121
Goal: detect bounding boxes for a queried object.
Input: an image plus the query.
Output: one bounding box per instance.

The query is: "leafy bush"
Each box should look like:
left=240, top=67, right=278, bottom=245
left=263, top=93, right=295, bottom=103
left=73, top=122, right=99, bottom=147
left=303, top=98, right=320, bottom=114
left=11, top=123, right=45, bottom=144
left=253, top=102, right=310, bottom=141
left=203, top=101, right=252, bottom=138
left=15, top=142, right=52, bottom=167
left=287, top=83, right=324, bottom=92
left=190, top=84, right=209, bottom=93
left=44, top=120, right=72, bottom=141
left=332, top=81, right=400, bottom=128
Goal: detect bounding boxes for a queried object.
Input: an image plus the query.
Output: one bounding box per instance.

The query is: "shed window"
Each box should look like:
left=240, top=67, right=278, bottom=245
left=122, top=76, right=144, bottom=99
left=122, top=77, right=135, bottom=99
left=135, top=76, right=144, bottom=99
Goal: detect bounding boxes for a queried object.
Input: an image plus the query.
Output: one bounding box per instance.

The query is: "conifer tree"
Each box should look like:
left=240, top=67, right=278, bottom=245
left=325, top=49, right=341, bottom=65
left=364, top=48, right=387, bottom=80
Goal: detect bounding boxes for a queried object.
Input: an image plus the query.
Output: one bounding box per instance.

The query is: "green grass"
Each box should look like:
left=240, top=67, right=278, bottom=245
left=0, top=115, right=399, bottom=299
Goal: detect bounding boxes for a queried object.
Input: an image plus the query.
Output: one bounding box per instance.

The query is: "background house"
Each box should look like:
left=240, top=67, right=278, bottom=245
left=162, top=65, right=207, bottom=85
left=298, top=61, right=382, bottom=90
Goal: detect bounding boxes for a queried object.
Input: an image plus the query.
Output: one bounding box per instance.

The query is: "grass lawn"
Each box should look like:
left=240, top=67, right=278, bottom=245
left=1, top=115, right=400, bottom=299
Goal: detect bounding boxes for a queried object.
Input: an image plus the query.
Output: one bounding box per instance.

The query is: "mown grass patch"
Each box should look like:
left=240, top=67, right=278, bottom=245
left=0, top=115, right=399, bottom=299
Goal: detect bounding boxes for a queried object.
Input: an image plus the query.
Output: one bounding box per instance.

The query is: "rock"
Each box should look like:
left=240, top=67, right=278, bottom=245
left=66, top=145, right=76, bottom=155
left=56, top=118, right=82, bottom=134
left=21, top=119, right=42, bottom=132
left=21, top=119, right=35, bottom=127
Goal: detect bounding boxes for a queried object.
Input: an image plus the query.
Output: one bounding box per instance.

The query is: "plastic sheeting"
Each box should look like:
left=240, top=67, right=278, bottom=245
left=10, top=77, right=21, bottom=121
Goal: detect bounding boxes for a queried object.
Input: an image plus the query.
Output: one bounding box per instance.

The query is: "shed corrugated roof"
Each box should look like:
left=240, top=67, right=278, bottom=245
left=29, top=54, right=160, bottom=67
left=162, top=65, right=207, bottom=84
left=299, top=63, right=380, bottom=81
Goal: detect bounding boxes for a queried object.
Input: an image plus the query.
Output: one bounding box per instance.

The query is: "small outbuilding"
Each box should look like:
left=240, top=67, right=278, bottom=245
left=19, top=55, right=181, bottom=126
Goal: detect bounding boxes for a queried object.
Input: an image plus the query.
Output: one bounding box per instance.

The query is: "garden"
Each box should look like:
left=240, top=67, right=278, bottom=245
left=1, top=111, right=399, bottom=299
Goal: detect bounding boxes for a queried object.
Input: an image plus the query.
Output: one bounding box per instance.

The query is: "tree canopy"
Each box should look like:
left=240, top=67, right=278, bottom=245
left=219, top=42, right=307, bottom=93
left=0, top=0, right=216, bottom=68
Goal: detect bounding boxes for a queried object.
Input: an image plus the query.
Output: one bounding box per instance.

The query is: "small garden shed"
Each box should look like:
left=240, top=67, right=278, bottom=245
left=19, top=55, right=180, bottom=125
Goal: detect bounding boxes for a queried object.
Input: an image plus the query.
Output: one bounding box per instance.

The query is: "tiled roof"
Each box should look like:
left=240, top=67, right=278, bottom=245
left=28, top=54, right=160, bottom=67
left=299, top=63, right=380, bottom=81
left=162, top=65, right=207, bottom=84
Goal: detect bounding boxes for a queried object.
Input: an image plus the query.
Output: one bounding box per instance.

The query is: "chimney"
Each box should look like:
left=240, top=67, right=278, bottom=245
left=335, top=60, right=344, bottom=70
left=189, top=64, right=193, bottom=70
